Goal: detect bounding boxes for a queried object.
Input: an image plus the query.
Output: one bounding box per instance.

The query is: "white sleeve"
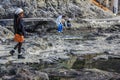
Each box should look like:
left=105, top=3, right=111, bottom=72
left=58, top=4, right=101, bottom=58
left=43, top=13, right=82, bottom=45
left=56, top=15, right=62, bottom=25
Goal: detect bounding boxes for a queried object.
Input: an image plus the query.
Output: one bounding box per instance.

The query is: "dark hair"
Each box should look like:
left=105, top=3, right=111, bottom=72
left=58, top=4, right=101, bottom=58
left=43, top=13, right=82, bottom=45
left=62, top=15, right=66, bottom=18
left=13, top=14, right=18, bottom=34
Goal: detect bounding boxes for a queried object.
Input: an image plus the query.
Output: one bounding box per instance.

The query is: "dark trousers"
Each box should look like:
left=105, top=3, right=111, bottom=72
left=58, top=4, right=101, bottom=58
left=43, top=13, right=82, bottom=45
left=14, top=42, right=22, bottom=54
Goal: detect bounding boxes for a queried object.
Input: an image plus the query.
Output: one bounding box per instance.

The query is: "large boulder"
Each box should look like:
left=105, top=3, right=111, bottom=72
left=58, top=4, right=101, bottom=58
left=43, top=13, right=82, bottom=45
left=0, top=0, right=113, bottom=19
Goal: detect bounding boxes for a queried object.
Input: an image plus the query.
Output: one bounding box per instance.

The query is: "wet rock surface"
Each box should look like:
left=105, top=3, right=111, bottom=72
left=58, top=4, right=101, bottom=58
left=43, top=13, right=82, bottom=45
left=0, top=64, right=49, bottom=80
left=43, top=68, right=120, bottom=80
left=0, top=23, right=120, bottom=79
left=0, top=0, right=120, bottom=80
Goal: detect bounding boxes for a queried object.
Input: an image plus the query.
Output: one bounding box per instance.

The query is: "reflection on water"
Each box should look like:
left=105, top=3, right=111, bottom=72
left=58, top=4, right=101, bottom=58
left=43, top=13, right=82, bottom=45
left=69, top=54, right=120, bottom=73
left=30, top=53, right=120, bottom=80
left=49, top=54, right=120, bottom=80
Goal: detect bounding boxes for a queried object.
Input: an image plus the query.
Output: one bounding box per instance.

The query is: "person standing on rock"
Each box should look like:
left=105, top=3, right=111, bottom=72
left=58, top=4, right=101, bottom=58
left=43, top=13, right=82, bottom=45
left=9, top=8, right=26, bottom=59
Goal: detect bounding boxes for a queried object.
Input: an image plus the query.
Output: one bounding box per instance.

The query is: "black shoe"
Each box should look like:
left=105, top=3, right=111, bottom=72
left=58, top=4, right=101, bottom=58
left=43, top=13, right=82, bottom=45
left=18, top=55, right=25, bottom=59
left=9, top=50, right=15, bottom=56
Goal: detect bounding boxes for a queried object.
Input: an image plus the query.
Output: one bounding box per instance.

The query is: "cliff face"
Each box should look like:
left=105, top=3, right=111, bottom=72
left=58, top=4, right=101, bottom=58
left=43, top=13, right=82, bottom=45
left=0, top=0, right=113, bottom=19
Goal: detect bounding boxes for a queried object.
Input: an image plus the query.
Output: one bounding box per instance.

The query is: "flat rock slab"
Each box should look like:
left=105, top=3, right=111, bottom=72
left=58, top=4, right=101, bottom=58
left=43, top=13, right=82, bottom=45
left=0, top=52, right=40, bottom=64
left=0, top=60, right=11, bottom=64
left=0, top=57, right=40, bottom=64
left=0, top=18, right=56, bottom=26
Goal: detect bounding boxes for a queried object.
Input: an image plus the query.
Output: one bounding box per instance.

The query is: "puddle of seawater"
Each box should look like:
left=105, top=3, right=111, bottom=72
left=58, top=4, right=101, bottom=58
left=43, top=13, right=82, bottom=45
left=68, top=54, right=120, bottom=73
left=29, top=53, right=120, bottom=80
left=92, top=58, right=120, bottom=73
left=49, top=53, right=120, bottom=80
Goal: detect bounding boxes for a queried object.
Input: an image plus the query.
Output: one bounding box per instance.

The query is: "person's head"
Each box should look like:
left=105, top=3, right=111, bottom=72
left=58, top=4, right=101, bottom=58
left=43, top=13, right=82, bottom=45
left=15, top=8, right=24, bottom=18
left=62, top=15, right=66, bottom=19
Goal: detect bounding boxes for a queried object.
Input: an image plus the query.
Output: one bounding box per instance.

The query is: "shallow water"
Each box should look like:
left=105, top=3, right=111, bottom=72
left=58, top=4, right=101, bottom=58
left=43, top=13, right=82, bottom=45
left=48, top=54, right=120, bottom=80
left=0, top=28, right=120, bottom=80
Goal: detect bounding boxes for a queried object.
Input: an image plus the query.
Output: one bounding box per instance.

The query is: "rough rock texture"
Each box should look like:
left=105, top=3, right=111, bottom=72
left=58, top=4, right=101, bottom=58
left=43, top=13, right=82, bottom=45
left=0, top=64, right=49, bottom=80
left=0, top=25, right=13, bottom=43
left=1, top=63, right=120, bottom=80
left=0, top=0, right=120, bottom=80
left=43, top=68, right=120, bottom=80
left=0, top=0, right=113, bottom=19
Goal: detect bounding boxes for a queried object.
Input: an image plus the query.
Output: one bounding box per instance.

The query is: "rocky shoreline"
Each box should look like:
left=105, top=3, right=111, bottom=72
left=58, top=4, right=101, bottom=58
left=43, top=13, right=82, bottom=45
left=0, top=0, right=120, bottom=80
left=0, top=22, right=120, bottom=79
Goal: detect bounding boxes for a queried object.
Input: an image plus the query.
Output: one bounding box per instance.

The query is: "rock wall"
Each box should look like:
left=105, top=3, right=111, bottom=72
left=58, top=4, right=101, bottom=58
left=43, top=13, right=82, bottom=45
left=0, top=0, right=113, bottom=19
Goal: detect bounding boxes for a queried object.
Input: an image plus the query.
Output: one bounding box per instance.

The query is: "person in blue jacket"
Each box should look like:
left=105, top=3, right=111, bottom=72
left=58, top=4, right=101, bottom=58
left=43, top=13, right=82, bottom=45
left=56, top=15, right=67, bottom=32
left=56, top=15, right=72, bottom=32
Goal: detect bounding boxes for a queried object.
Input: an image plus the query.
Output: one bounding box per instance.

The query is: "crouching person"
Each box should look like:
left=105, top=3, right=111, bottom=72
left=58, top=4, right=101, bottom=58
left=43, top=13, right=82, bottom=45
left=56, top=15, right=67, bottom=32
left=56, top=15, right=72, bottom=32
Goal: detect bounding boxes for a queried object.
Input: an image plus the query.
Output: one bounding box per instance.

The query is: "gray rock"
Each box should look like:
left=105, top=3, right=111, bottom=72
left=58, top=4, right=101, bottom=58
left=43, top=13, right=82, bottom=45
left=43, top=68, right=120, bottom=80
left=2, top=0, right=11, bottom=9
left=0, top=0, right=113, bottom=19
left=14, top=69, right=47, bottom=80
left=35, top=71, right=49, bottom=80
left=1, top=65, right=49, bottom=80
left=0, top=5, right=5, bottom=18
left=93, top=55, right=109, bottom=60
left=106, top=35, right=120, bottom=40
